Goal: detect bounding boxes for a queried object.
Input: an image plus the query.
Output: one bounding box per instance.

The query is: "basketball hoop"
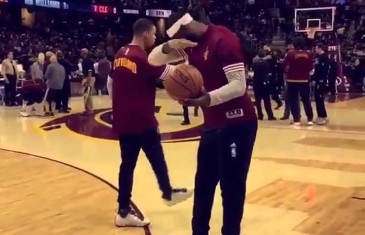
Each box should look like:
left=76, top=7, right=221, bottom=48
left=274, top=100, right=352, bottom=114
left=306, top=27, right=317, bottom=39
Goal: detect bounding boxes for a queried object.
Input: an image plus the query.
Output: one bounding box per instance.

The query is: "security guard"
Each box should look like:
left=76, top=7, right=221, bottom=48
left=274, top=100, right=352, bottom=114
left=313, top=43, right=330, bottom=125
left=264, top=45, right=283, bottom=109
left=252, top=50, right=275, bottom=120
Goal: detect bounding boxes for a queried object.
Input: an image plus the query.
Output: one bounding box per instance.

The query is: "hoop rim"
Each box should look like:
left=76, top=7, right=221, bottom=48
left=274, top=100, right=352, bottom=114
left=306, top=27, right=320, bottom=32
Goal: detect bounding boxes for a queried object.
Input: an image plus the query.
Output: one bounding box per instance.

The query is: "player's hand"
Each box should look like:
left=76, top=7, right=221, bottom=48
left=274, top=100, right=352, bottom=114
left=167, top=39, right=198, bottom=50
left=179, top=88, right=211, bottom=107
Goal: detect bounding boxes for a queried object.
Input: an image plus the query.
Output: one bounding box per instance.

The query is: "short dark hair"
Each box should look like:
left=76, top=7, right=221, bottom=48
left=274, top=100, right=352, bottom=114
left=293, top=36, right=306, bottom=50
left=316, top=43, right=325, bottom=50
left=258, top=50, right=266, bottom=58
left=56, top=50, right=64, bottom=58
left=133, top=18, right=155, bottom=36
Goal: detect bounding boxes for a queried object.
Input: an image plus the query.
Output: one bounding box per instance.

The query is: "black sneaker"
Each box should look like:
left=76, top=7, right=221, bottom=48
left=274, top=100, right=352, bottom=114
left=181, top=121, right=190, bottom=125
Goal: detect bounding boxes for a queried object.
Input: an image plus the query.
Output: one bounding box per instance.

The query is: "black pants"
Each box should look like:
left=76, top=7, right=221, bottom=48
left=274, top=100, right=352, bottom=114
left=4, top=74, right=17, bottom=105
left=283, top=85, right=290, bottom=118
left=45, top=88, right=62, bottom=113
left=118, top=128, right=172, bottom=213
left=21, top=90, right=44, bottom=105
left=253, top=85, right=274, bottom=119
left=269, top=75, right=282, bottom=106
left=192, top=120, right=258, bottom=235
left=282, top=85, right=300, bottom=118
left=61, top=79, right=70, bottom=111
left=56, top=79, right=70, bottom=111
left=287, top=82, right=313, bottom=122
left=183, top=105, right=199, bottom=122
left=314, top=83, right=327, bottom=118
left=95, top=74, right=108, bottom=94
left=328, top=77, right=337, bottom=95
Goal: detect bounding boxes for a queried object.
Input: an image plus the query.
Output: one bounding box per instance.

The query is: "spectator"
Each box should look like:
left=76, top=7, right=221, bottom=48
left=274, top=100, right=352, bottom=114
left=44, top=55, right=65, bottom=117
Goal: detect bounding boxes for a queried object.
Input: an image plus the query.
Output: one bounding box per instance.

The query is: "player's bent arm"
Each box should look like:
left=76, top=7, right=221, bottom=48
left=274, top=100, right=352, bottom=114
left=148, top=43, right=185, bottom=66
left=208, top=67, right=246, bottom=107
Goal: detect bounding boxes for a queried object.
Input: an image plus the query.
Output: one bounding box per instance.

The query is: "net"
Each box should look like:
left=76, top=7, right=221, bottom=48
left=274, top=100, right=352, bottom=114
left=306, top=27, right=318, bottom=39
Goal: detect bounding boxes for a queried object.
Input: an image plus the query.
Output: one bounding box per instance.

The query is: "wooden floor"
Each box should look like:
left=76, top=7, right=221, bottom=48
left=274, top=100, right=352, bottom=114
left=0, top=91, right=364, bottom=235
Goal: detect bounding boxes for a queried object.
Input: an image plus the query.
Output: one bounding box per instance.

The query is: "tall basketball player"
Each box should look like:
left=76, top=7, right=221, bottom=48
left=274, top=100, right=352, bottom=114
left=149, top=12, right=258, bottom=235
left=283, top=37, right=314, bottom=126
left=109, top=18, right=193, bottom=227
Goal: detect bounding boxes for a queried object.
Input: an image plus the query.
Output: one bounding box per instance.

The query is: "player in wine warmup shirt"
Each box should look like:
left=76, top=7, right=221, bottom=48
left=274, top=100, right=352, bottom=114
left=110, top=18, right=192, bottom=227
left=282, top=36, right=314, bottom=126
left=148, top=12, right=258, bottom=235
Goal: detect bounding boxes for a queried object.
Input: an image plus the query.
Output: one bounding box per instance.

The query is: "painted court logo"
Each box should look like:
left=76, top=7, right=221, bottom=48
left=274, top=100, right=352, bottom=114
left=41, top=108, right=202, bottom=142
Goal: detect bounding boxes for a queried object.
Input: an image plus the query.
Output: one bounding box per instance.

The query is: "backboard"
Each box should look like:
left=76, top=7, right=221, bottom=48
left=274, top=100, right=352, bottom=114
left=294, top=7, right=336, bottom=32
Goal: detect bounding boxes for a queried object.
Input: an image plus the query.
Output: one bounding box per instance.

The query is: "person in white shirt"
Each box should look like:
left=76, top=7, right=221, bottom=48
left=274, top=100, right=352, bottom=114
left=1, top=51, right=19, bottom=106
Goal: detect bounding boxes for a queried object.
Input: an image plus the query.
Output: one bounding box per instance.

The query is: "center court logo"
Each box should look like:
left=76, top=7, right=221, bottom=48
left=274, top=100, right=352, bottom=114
left=41, top=108, right=202, bottom=142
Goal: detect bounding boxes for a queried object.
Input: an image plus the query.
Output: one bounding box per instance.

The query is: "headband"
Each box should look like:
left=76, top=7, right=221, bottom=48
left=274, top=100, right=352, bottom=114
left=166, top=13, right=193, bottom=38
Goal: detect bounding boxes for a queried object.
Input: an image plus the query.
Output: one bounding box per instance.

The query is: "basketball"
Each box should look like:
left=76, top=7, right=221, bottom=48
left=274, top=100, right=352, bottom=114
left=164, top=64, right=204, bottom=101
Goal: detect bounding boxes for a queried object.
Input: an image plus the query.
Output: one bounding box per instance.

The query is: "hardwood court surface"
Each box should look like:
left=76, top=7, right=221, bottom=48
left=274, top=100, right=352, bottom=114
left=0, top=91, right=364, bottom=235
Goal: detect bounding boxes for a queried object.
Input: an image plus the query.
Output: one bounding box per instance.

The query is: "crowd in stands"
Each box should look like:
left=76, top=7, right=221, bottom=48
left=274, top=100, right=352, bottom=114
left=0, top=0, right=364, bottom=91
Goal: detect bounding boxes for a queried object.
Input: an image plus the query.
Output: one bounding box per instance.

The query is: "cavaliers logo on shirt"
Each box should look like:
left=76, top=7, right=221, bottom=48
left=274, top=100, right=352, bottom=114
left=114, top=57, right=137, bottom=74
left=203, top=47, right=209, bottom=61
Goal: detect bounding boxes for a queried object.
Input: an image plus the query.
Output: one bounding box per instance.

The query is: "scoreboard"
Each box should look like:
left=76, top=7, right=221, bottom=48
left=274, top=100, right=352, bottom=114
left=0, top=0, right=172, bottom=17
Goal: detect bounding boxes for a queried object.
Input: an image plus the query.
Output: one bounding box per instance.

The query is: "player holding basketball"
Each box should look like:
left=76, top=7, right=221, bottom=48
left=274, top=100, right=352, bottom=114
left=109, top=18, right=192, bottom=227
left=149, top=12, right=258, bottom=235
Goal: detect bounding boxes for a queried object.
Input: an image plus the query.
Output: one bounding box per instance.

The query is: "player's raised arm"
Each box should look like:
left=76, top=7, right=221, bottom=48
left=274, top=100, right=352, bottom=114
left=148, top=39, right=197, bottom=66
left=208, top=35, right=246, bottom=107
left=149, top=12, right=197, bottom=66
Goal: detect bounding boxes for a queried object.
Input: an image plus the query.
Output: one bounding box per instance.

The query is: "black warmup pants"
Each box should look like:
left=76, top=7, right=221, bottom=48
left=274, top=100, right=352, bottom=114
left=4, top=74, right=17, bottom=105
left=287, top=82, right=313, bottom=122
left=282, top=84, right=300, bottom=118
left=253, top=84, right=274, bottom=119
left=118, top=128, right=172, bottom=213
left=192, top=120, right=258, bottom=235
left=314, top=83, right=327, bottom=118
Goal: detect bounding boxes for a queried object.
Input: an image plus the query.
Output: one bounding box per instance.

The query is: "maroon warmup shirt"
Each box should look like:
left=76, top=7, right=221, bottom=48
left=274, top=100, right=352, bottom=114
left=111, top=45, right=170, bottom=135
left=182, top=25, right=257, bottom=129
left=283, top=49, right=314, bottom=83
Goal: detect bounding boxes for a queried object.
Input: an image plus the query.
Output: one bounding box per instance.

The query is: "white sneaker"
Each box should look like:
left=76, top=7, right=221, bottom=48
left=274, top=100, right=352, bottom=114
left=34, top=103, right=45, bottom=116
left=20, top=111, right=30, bottom=117
left=307, top=121, right=314, bottom=126
left=315, top=118, right=328, bottom=125
left=163, top=188, right=193, bottom=206
left=290, top=121, right=300, bottom=126
left=115, top=212, right=150, bottom=227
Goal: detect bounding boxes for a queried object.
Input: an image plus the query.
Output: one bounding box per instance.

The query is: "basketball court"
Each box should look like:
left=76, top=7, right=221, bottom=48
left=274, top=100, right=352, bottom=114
left=0, top=5, right=364, bottom=234
left=0, top=89, right=364, bottom=235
